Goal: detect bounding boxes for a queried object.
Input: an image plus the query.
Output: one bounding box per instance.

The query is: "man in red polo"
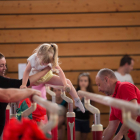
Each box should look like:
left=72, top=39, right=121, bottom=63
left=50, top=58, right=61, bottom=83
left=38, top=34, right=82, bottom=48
left=95, top=68, right=140, bottom=140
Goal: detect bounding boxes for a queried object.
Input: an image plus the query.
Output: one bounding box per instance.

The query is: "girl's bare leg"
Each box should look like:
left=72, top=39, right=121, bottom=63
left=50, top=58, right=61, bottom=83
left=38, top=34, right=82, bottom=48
left=44, top=75, right=85, bottom=113
left=76, top=131, right=81, bottom=140
left=45, top=75, right=77, bottom=99
left=81, top=133, right=88, bottom=140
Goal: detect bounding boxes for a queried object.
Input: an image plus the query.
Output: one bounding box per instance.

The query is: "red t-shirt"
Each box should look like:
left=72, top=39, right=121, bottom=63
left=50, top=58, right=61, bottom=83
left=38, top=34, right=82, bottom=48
left=109, top=81, right=140, bottom=140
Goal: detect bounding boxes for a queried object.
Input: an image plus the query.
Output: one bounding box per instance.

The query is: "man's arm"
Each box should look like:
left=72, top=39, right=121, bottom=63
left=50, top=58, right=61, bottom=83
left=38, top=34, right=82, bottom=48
left=28, top=67, right=51, bottom=87
left=0, top=88, right=41, bottom=103
left=112, top=99, right=138, bottom=140
left=102, top=120, right=120, bottom=140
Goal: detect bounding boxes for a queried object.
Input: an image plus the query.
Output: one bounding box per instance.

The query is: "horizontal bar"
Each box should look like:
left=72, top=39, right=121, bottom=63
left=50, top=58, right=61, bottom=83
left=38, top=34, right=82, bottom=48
left=46, top=84, right=71, bottom=93
left=61, top=91, right=73, bottom=103
left=46, top=84, right=64, bottom=90
left=122, top=110, right=140, bottom=132
left=46, top=86, right=56, bottom=96
left=22, top=103, right=37, bottom=117
left=78, top=90, right=140, bottom=115
left=84, top=98, right=100, bottom=114
left=32, top=95, right=65, bottom=115
left=46, top=84, right=73, bottom=103
left=41, top=114, right=58, bottom=133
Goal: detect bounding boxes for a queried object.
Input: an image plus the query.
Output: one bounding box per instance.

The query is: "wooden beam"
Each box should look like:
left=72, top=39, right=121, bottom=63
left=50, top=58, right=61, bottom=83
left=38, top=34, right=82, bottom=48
left=1, top=27, right=140, bottom=43
left=1, top=42, right=140, bottom=57
left=5, top=56, right=140, bottom=72
left=0, top=12, right=140, bottom=28
left=0, top=0, right=140, bottom=14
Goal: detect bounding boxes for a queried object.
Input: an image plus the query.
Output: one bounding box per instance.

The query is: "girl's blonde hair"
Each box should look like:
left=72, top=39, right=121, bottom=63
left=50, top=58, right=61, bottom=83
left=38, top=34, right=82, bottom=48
left=34, top=43, right=58, bottom=69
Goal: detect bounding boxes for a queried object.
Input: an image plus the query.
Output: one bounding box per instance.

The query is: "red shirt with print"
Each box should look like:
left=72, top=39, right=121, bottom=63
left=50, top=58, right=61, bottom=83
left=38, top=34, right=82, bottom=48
left=109, top=81, right=140, bottom=140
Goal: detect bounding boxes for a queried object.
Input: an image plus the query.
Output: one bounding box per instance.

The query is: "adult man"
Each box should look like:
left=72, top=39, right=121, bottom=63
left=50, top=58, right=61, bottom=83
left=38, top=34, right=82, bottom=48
left=0, top=88, right=41, bottom=103
left=0, top=53, right=51, bottom=136
left=115, top=55, right=134, bottom=84
left=115, top=55, right=134, bottom=140
left=95, top=68, right=140, bottom=140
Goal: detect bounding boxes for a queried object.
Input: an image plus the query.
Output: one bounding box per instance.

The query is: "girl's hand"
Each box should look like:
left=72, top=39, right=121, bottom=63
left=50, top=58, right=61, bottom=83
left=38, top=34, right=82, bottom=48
left=54, top=66, right=60, bottom=73
left=64, top=84, right=71, bottom=93
left=55, top=65, right=60, bottom=69
left=20, top=85, right=27, bottom=89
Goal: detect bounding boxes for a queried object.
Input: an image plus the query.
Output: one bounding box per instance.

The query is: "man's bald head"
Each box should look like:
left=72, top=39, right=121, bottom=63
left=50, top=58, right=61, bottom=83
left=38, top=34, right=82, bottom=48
left=96, top=68, right=117, bottom=80
left=95, top=68, right=117, bottom=96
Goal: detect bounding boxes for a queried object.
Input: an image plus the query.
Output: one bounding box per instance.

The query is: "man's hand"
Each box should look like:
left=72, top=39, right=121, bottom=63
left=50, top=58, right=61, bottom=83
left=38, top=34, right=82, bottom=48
left=30, top=89, right=41, bottom=102
left=102, top=120, right=120, bottom=140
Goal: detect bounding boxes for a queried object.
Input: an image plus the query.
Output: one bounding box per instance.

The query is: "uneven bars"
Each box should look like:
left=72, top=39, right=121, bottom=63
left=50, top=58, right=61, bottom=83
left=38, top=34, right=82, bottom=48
left=78, top=90, right=140, bottom=116
left=32, top=95, right=64, bottom=115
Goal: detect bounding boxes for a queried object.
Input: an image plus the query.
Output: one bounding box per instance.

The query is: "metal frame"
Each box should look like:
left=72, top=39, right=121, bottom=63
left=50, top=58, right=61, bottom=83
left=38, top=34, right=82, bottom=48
left=84, top=97, right=103, bottom=140
left=46, top=84, right=75, bottom=140
left=78, top=90, right=140, bottom=140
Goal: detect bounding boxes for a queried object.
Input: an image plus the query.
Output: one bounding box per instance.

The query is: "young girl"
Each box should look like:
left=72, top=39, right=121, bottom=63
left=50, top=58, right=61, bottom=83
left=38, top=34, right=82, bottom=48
left=74, top=72, right=94, bottom=140
left=20, top=43, right=85, bottom=113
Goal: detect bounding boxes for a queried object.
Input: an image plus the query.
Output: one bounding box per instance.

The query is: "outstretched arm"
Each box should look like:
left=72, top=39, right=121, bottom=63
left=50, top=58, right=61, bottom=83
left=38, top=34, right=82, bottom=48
left=0, top=88, right=41, bottom=103
left=102, top=120, right=120, bottom=140
left=21, top=62, right=32, bottom=88
left=29, top=67, right=51, bottom=87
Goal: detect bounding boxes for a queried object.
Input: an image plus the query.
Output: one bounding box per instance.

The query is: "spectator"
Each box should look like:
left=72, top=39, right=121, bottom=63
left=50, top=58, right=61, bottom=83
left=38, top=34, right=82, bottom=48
left=74, top=72, right=94, bottom=140
left=115, top=55, right=134, bottom=84
left=114, top=55, right=135, bottom=140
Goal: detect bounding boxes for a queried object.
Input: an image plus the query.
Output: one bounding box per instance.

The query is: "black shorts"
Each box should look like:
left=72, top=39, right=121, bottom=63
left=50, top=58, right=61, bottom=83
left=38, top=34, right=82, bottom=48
left=75, top=119, right=90, bottom=133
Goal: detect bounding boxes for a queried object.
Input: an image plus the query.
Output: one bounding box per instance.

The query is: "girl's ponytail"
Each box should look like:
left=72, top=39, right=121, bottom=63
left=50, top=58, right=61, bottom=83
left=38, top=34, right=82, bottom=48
left=50, top=43, right=59, bottom=69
